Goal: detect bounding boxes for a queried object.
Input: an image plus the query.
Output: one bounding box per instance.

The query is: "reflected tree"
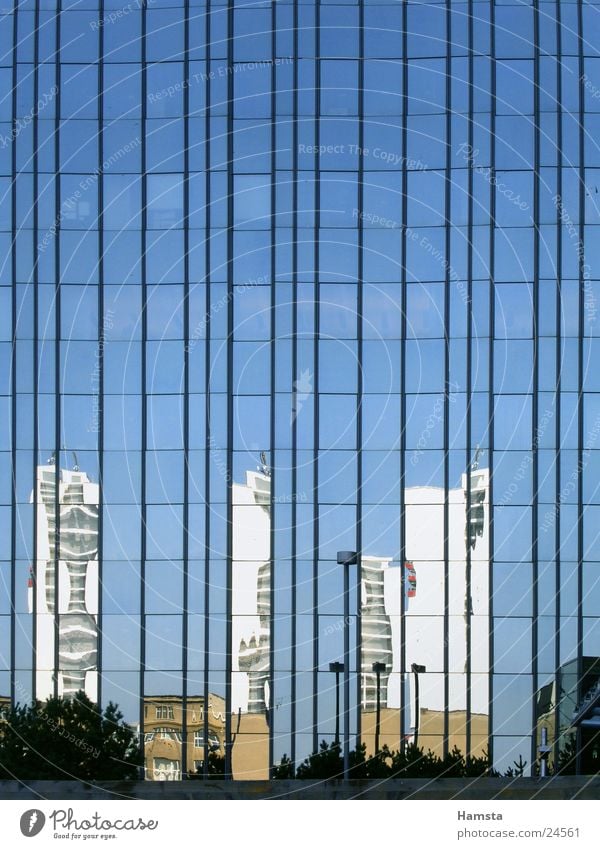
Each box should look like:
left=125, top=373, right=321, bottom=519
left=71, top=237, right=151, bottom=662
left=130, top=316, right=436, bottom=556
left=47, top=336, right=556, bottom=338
left=273, top=741, right=499, bottom=780
left=0, top=691, right=142, bottom=780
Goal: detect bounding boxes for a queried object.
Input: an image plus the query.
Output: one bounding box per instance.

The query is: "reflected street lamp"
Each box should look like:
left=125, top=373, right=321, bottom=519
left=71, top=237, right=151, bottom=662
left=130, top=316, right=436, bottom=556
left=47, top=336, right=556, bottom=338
left=329, top=661, right=344, bottom=746
left=538, top=726, right=551, bottom=779
left=372, top=662, right=386, bottom=754
left=337, top=550, right=358, bottom=780
left=411, top=663, right=426, bottom=748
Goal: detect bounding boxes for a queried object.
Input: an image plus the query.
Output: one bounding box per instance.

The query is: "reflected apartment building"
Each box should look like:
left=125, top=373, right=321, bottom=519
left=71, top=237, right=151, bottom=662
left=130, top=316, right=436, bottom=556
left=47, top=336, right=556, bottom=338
left=143, top=694, right=225, bottom=781
left=30, top=461, right=99, bottom=701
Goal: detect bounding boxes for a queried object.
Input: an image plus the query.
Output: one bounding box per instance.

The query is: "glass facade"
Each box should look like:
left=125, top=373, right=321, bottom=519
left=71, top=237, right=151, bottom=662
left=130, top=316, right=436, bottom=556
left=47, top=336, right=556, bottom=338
left=1, top=0, right=600, bottom=780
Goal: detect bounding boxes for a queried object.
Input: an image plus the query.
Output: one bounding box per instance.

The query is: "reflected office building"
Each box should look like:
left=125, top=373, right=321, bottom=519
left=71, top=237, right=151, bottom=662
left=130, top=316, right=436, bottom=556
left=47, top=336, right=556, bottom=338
left=3, top=1, right=600, bottom=781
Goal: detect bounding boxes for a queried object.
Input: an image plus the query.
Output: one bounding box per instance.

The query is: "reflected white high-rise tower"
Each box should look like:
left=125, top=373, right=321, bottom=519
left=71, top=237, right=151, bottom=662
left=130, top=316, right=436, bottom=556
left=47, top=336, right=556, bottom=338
left=359, top=466, right=490, bottom=753
left=31, top=462, right=99, bottom=699
left=361, top=556, right=393, bottom=710
left=238, top=559, right=270, bottom=713
left=233, top=468, right=271, bottom=716
left=402, top=465, right=490, bottom=749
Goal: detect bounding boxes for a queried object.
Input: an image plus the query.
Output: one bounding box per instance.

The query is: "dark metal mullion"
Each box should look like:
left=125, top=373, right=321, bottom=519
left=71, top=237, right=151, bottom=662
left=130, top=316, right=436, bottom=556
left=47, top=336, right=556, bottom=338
left=443, top=0, right=451, bottom=758
left=97, top=0, right=105, bottom=709
left=202, top=1, right=211, bottom=781
left=487, top=0, right=496, bottom=766
left=225, top=0, right=234, bottom=781
left=312, top=0, right=320, bottom=756
left=290, top=0, right=298, bottom=771
left=268, top=0, right=276, bottom=778
left=181, top=0, right=191, bottom=778
left=9, top=0, right=18, bottom=706
left=53, top=0, right=62, bottom=702
left=30, top=0, right=40, bottom=704
left=356, top=0, right=364, bottom=753
left=531, top=0, right=541, bottom=773
left=399, top=0, right=407, bottom=746
left=576, top=0, right=585, bottom=744
left=553, top=0, right=563, bottom=770
left=139, top=0, right=147, bottom=768
left=465, top=0, right=474, bottom=760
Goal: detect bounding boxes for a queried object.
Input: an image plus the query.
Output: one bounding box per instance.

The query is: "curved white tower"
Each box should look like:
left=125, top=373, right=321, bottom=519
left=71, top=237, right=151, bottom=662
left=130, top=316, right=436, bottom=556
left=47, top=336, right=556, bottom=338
left=233, top=469, right=271, bottom=715
left=32, top=462, right=99, bottom=699
left=361, top=556, right=394, bottom=710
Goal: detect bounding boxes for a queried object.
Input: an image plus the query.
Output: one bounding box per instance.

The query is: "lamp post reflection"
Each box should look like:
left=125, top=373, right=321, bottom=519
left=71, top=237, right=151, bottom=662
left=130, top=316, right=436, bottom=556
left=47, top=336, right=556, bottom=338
left=337, top=550, right=358, bottom=780
left=411, top=663, right=426, bottom=748
left=372, top=662, right=386, bottom=754
left=329, top=661, right=344, bottom=746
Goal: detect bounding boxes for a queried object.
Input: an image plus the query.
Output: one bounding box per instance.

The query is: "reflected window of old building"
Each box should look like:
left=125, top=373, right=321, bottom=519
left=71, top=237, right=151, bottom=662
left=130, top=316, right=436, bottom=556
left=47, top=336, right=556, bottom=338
left=152, top=759, right=180, bottom=782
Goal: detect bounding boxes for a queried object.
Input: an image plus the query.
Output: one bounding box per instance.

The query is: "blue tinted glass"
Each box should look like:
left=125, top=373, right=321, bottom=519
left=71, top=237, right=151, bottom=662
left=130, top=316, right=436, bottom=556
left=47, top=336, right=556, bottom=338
left=60, top=65, right=98, bottom=118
